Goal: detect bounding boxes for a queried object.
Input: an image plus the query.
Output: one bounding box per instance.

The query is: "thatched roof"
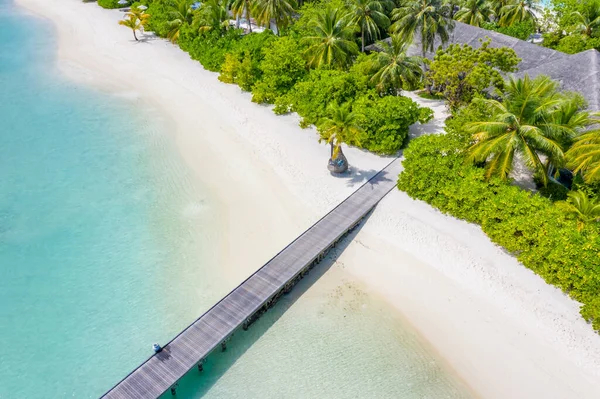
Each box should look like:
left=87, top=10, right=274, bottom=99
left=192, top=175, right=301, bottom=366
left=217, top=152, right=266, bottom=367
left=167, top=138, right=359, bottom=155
left=369, top=21, right=600, bottom=110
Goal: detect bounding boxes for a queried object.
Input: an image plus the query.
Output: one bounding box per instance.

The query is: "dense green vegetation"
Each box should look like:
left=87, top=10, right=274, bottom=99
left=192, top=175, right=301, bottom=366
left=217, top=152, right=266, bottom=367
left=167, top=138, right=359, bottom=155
left=398, top=78, right=600, bottom=331
left=541, top=0, right=600, bottom=53
left=109, top=0, right=435, bottom=158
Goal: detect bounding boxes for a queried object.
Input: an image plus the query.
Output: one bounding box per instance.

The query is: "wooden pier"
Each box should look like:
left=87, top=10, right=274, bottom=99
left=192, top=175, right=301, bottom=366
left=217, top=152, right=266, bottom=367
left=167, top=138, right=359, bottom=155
left=101, top=159, right=403, bottom=399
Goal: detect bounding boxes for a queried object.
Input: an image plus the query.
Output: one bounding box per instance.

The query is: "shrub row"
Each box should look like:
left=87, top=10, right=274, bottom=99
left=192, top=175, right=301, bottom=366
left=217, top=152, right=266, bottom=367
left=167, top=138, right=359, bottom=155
left=398, top=132, right=600, bottom=331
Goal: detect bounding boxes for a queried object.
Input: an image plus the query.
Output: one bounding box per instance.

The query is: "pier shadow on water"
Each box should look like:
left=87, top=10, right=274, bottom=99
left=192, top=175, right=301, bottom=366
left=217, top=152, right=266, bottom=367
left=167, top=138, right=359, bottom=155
left=160, top=212, right=373, bottom=399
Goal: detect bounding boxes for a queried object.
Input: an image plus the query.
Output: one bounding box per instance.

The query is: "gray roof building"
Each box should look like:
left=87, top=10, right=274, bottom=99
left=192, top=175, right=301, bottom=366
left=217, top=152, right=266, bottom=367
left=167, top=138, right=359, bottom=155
left=371, top=21, right=600, bottom=110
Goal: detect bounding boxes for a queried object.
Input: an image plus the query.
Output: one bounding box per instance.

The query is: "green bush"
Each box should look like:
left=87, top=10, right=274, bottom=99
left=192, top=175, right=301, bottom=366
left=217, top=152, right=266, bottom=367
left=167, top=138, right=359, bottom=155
left=398, top=133, right=600, bottom=332
left=97, top=0, right=123, bottom=8
left=274, top=69, right=366, bottom=126
left=556, top=34, right=600, bottom=54
left=251, top=37, right=307, bottom=104
left=482, top=21, right=535, bottom=41
left=218, top=32, right=277, bottom=91
left=179, top=29, right=242, bottom=72
left=352, top=93, right=432, bottom=154
left=144, top=0, right=173, bottom=37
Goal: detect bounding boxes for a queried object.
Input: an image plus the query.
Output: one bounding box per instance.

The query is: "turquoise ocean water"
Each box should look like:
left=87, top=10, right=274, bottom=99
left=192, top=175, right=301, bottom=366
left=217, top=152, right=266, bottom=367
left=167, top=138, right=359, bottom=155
left=0, top=2, right=475, bottom=398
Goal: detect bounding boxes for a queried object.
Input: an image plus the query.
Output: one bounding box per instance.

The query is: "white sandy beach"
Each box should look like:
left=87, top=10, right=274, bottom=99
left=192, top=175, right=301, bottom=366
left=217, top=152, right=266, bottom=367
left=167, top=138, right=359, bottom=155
left=14, top=0, right=600, bottom=397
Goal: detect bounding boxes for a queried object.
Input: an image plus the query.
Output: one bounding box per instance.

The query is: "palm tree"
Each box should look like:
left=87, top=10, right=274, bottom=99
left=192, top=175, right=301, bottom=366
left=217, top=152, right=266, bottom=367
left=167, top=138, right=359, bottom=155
left=128, top=6, right=151, bottom=28
left=571, top=0, right=600, bottom=37
left=566, top=130, right=600, bottom=183
left=318, top=105, right=364, bottom=173
left=119, top=14, right=144, bottom=41
left=444, top=0, right=463, bottom=18
left=557, top=190, right=600, bottom=231
left=465, top=75, right=587, bottom=184
left=303, top=7, right=359, bottom=69
left=498, top=0, right=541, bottom=27
left=349, top=0, right=392, bottom=52
left=194, top=0, right=230, bottom=33
left=391, top=0, right=455, bottom=57
left=231, top=0, right=255, bottom=32
left=252, top=0, right=297, bottom=34
left=370, top=34, right=424, bottom=93
left=167, top=0, right=195, bottom=43
left=454, top=0, right=494, bottom=27
left=489, top=0, right=510, bottom=18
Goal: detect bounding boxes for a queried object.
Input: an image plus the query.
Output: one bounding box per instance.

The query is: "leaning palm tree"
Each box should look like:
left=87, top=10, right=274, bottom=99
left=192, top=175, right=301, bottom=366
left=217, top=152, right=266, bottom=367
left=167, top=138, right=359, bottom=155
left=303, top=7, right=359, bottom=69
left=119, top=14, right=144, bottom=41
left=252, top=0, right=297, bottom=34
left=566, top=130, right=600, bottom=183
left=571, top=0, right=600, bottom=37
left=498, top=0, right=541, bottom=27
left=231, top=0, right=255, bottom=32
left=454, top=0, right=494, bottom=27
left=349, top=0, right=392, bottom=52
left=318, top=105, right=364, bottom=173
left=370, top=34, right=424, bottom=93
left=167, top=0, right=195, bottom=43
left=465, top=75, right=586, bottom=184
left=557, top=190, right=600, bottom=231
left=128, top=6, right=151, bottom=28
left=194, top=0, right=230, bottom=33
left=391, top=0, right=455, bottom=57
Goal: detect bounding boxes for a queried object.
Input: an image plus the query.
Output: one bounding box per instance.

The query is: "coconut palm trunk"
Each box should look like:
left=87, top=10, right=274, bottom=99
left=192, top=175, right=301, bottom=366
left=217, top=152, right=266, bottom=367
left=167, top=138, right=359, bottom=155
left=246, top=4, right=253, bottom=32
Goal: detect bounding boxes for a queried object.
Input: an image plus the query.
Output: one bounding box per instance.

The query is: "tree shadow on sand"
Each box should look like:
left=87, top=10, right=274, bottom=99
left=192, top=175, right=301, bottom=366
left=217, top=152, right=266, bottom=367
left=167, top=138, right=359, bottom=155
left=161, top=215, right=373, bottom=398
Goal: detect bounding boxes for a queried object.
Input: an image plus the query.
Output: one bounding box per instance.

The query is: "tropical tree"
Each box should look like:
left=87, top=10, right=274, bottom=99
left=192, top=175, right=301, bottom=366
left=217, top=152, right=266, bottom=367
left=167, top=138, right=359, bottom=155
left=318, top=105, right=364, bottom=171
left=390, top=0, right=455, bottom=56
left=566, top=130, right=600, bottom=183
left=444, top=0, right=463, bottom=18
left=369, top=34, right=424, bottom=93
left=489, top=0, right=510, bottom=18
left=454, top=0, right=494, bottom=27
left=465, top=75, right=593, bottom=184
left=166, top=0, right=195, bottom=43
left=119, top=13, right=145, bottom=41
left=571, top=0, right=600, bottom=37
left=303, top=7, right=359, bottom=69
left=252, top=0, right=297, bottom=33
left=194, top=0, right=230, bottom=33
left=498, top=0, right=541, bottom=27
left=231, top=0, right=255, bottom=32
left=349, top=0, right=392, bottom=52
left=557, top=190, right=600, bottom=231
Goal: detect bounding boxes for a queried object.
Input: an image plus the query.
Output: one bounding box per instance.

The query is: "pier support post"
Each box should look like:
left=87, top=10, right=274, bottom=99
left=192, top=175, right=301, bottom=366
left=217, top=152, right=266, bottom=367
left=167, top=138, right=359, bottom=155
left=170, top=384, right=177, bottom=395
left=197, top=363, right=203, bottom=372
left=242, top=320, right=249, bottom=331
left=221, top=341, right=227, bottom=352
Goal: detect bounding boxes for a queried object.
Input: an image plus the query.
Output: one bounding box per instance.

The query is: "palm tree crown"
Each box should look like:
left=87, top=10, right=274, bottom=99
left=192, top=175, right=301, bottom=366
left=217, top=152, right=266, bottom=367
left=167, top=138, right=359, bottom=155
left=391, top=0, right=455, bottom=56
left=454, top=0, right=494, bottom=27
left=571, top=0, right=600, bottom=37
left=303, top=7, right=359, bottom=69
left=566, top=129, right=600, bottom=183
left=318, top=105, right=363, bottom=159
left=167, top=0, right=195, bottom=43
left=466, top=75, right=594, bottom=184
left=498, top=0, right=541, bottom=27
left=370, top=34, right=424, bottom=93
left=558, top=190, right=600, bottom=231
left=252, top=0, right=297, bottom=33
left=349, top=0, right=392, bottom=52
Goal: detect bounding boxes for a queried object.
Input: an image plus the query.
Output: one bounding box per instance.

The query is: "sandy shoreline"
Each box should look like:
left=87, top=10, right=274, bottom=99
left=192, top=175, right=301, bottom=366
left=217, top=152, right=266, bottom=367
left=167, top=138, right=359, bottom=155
left=14, top=0, right=600, bottom=397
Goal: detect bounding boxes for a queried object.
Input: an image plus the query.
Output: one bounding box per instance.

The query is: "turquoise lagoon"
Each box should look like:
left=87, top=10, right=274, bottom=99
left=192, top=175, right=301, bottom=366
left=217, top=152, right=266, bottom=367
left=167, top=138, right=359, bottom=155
left=0, top=2, right=474, bottom=398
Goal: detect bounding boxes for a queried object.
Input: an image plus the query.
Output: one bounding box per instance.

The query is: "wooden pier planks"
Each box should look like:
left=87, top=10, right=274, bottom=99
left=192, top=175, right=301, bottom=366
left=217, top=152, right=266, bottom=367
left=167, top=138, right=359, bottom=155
left=101, top=159, right=403, bottom=399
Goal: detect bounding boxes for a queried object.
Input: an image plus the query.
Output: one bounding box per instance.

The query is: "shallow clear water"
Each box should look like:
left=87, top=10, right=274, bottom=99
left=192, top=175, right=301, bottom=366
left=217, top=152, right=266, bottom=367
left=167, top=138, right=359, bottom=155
left=0, top=2, right=474, bottom=398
